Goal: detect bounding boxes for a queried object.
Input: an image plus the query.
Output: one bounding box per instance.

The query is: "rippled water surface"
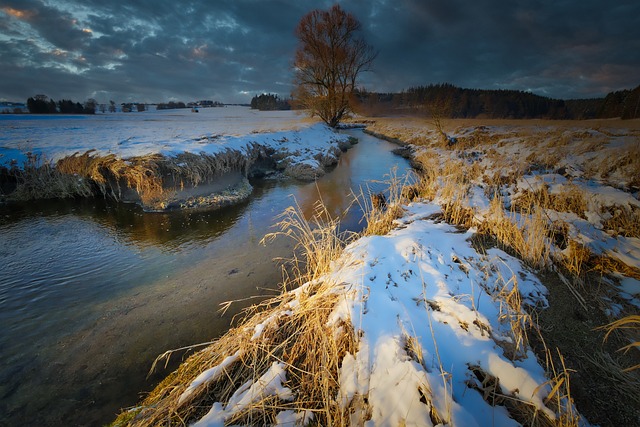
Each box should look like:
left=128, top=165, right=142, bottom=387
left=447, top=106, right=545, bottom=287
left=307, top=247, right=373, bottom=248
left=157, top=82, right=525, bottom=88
left=0, top=129, right=412, bottom=426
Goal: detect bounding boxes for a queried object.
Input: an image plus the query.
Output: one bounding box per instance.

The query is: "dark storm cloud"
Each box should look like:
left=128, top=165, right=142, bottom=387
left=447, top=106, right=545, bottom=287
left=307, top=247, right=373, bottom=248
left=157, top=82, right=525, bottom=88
left=358, top=0, right=640, bottom=98
left=0, top=0, right=638, bottom=103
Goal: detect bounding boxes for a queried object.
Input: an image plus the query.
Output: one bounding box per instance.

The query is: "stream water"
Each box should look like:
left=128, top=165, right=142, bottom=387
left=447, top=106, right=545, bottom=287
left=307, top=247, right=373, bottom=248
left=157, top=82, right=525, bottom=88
left=0, top=129, right=412, bottom=426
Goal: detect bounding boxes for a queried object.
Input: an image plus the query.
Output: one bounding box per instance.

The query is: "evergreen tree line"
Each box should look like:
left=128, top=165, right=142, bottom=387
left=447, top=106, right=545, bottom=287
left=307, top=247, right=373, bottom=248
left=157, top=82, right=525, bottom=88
left=352, top=83, right=640, bottom=120
left=156, top=101, right=187, bottom=110
left=250, top=93, right=291, bottom=111
left=27, top=96, right=96, bottom=114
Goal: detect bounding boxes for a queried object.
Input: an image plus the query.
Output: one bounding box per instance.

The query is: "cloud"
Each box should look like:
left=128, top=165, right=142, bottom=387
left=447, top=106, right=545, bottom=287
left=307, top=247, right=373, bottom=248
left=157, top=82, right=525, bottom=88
left=0, top=0, right=638, bottom=103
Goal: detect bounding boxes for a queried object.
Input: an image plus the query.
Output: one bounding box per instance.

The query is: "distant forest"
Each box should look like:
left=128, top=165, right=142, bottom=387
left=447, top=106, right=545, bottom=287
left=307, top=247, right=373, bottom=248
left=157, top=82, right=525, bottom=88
left=26, top=96, right=96, bottom=114
left=352, top=83, right=640, bottom=120
left=250, top=93, right=291, bottom=111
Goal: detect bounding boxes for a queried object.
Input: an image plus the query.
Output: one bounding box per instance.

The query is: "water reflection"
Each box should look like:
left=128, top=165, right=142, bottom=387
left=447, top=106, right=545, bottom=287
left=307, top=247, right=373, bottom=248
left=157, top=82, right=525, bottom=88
left=0, top=195, right=249, bottom=252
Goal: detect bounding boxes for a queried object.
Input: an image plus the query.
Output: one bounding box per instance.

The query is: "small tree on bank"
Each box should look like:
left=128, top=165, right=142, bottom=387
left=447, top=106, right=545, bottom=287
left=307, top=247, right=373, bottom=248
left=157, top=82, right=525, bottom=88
left=293, top=5, right=376, bottom=128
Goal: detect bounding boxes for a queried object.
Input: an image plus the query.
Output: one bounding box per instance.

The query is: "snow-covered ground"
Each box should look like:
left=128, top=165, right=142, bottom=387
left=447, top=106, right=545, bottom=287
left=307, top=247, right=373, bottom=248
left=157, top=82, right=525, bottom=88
left=174, top=120, right=640, bottom=426
left=0, top=106, right=329, bottom=168
left=366, top=120, right=640, bottom=314
left=180, top=202, right=584, bottom=427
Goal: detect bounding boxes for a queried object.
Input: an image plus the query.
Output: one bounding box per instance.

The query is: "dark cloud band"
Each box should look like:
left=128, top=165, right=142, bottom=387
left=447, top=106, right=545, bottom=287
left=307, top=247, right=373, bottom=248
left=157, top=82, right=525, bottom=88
left=0, top=0, right=637, bottom=103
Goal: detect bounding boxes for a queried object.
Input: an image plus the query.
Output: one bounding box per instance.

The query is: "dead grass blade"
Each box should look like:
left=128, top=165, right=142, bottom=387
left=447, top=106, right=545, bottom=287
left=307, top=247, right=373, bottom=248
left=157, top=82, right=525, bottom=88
left=597, top=315, right=640, bottom=371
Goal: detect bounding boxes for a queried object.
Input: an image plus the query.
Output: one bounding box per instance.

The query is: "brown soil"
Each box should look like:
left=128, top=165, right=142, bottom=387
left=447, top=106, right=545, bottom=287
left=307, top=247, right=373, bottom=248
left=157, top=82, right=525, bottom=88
left=530, top=270, right=640, bottom=427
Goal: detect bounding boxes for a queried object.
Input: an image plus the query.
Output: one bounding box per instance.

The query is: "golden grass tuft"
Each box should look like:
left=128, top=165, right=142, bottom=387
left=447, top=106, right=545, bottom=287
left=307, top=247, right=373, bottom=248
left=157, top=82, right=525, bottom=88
left=601, top=204, right=640, bottom=238
left=262, top=196, right=354, bottom=289
left=592, top=255, right=640, bottom=281
left=112, top=200, right=359, bottom=426
left=512, top=182, right=587, bottom=219
left=559, top=241, right=593, bottom=278
left=56, top=151, right=167, bottom=206
left=479, top=194, right=552, bottom=270
left=496, top=275, right=533, bottom=360
left=355, top=168, right=410, bottom=237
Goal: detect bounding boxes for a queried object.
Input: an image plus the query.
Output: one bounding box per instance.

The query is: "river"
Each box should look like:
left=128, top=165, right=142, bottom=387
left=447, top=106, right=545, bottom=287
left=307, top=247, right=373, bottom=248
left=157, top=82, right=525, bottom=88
left=0, top=129, right=412, bottom=426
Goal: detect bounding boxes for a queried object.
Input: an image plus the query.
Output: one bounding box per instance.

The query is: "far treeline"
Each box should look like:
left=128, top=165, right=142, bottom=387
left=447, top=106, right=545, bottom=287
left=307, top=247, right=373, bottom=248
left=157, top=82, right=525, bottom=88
left=352, top=83, right=640, bottom=120
left=26, top=96, right=98, bottom=114
left=250, top=93, right=291, bottom=111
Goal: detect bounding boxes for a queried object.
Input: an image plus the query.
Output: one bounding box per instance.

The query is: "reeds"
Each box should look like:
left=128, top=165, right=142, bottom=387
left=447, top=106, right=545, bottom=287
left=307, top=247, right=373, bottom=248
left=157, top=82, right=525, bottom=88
left=6, top=152, right=94, bottom=200
left=479, top=194, right=552, bottom=270
left=261, top=196, right=354, bottom=289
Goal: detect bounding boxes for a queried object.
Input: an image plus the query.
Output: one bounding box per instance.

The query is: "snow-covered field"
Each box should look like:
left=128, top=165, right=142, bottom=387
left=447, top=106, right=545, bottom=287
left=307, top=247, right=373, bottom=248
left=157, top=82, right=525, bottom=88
left=0, top=106, right=313, bottom=167
left=370, top=119, right=640, bottom=315
left=0, top=106, right=353, bottom=210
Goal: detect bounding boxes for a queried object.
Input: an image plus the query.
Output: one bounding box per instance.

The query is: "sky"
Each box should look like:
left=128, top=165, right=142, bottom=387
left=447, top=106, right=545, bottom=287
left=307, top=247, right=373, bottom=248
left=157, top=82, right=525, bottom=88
left=1, top=0, right=638, bottom=104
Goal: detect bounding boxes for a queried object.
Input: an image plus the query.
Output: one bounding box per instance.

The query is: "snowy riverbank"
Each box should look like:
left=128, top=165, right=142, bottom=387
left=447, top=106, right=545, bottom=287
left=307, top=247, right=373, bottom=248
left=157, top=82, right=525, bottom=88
left=112, top=200, right=587, bottom=427
left=0, top=107, right=354, bottom=210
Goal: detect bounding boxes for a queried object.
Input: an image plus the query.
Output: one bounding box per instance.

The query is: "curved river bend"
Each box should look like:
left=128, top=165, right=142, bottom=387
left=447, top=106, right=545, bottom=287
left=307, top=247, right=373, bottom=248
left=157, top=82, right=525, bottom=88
left=0, top=129, right=412, bottom=426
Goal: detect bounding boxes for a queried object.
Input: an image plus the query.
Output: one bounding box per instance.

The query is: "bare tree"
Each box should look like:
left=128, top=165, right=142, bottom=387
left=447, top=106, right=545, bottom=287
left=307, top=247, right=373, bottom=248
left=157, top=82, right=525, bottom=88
left=293, top=5, right=376, bottom=128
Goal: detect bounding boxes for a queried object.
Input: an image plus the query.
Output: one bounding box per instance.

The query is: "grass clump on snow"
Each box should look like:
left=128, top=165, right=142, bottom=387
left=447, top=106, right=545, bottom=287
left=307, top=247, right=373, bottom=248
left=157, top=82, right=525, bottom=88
left=112, top=200, right=357, bottom=426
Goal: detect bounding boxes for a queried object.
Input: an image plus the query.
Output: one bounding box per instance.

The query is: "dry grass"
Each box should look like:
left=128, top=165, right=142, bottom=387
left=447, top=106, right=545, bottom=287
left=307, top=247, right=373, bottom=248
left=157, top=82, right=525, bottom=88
left=559, top=241, right=593, bottom=278
left=465, top=347, right=579, bottom=427
left=4, top=148, right=258, bottom=210
left=108, top=117, right=639, bottom=425
left=262, top=196, right=354, bottom=289
left=537, top=348, right=580, bottom=427
left=496, top=275, right=533, bottom=360
left=112, top=280, right=357, bottom=426
left=582, top=349, right=640, bottom=402
left=6, top=152, right=94, bottom=200
left=466, top=364, right=561, bottom=427
left=463, top=262, right=581, bottom=426
left=379, top=117, right=638, bottom=288
left=592, top=255, right=640, bottom=281
left=57, top=151, right=166, bottom=207
left=355, top=168, right=410, bottom=237
left=597, top=315, right=640, bottom=372
left=479, top=195, right=552, bottom=270
left=513, top=183, right=587, bottom=219
left=601, top=204, right=640, bottom=238
left=112, top=199, right=360, bottom=426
